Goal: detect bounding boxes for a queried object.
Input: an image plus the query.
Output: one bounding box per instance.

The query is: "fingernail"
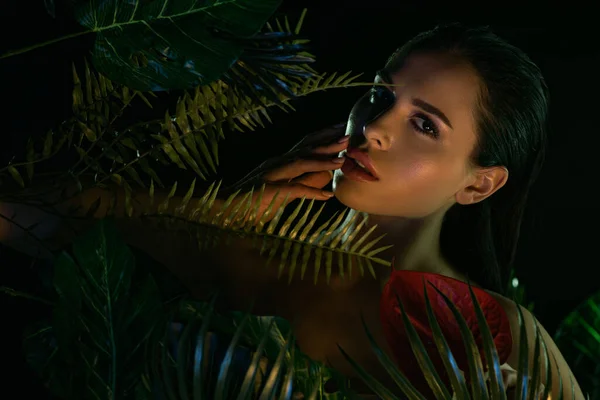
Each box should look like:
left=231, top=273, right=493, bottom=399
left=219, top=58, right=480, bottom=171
left=332, top=156, right=345, bottom=163
left=337, top=136, right=349, bottom=143
left=322, top=190, right=335, bottom=197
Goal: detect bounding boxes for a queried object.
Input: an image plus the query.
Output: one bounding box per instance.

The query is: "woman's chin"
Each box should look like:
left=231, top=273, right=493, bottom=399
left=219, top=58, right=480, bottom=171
left=332, top=172, right=358, bottom=203
left=332, top=180, right=370, bottom=213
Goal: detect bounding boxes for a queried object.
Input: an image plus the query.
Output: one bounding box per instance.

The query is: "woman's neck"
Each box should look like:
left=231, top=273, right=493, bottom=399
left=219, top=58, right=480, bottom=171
left=340, top=208, right=471, bottom=283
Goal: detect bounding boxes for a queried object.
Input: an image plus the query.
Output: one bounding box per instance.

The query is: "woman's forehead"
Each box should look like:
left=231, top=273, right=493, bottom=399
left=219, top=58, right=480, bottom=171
left=380, top=53, right=480, bottom=93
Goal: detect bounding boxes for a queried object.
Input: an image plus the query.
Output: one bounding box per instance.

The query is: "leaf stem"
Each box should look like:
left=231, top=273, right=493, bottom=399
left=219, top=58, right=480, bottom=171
left=0, top=30, right=93, bottom=60
left=0, top=286, right=54, bottom=305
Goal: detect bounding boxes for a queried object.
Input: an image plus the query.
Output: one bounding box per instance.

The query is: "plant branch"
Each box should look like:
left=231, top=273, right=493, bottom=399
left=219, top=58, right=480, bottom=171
left=0, top=286, right=54, bottom=305
left=0, top=0, right=238, bottom=60
left=70, top=92, right=140, bottom=176
left=93, top=79, right=380, bottom=187
left=0, top=30, right=93, bottom=60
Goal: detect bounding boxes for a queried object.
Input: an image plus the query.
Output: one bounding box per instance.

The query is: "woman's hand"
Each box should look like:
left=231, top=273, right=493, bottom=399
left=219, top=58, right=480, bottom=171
left=228, top=125, right=349, bottom=224
left=501, top=363, right=547, bottom=399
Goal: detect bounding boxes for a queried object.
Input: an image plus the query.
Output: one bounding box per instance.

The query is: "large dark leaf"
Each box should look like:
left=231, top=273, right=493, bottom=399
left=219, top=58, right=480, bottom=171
left=23, top=219, right=165, bottom=399
left=73, top=0, right=283, bottom=91
left=554, top=289, right=600, bottom=399
left=68, top=219, right=163, bottom=397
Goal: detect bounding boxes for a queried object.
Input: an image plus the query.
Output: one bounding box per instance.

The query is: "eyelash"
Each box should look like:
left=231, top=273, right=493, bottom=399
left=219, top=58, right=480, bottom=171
left=410, top=113, right=440, bottom=139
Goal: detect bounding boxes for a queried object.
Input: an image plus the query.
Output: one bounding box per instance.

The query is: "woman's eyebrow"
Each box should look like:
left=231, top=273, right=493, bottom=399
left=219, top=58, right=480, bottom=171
left=375, top=69, right=453, bottom=129
left=412, top=98, right=453, bottom=129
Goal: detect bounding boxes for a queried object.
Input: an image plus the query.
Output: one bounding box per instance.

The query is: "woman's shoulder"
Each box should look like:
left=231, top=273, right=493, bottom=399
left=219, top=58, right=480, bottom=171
left=483, top=290, right=585, bottom=399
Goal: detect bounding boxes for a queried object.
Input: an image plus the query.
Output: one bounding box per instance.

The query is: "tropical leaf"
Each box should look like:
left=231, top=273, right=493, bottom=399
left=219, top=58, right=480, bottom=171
left=72, top=0, right=283, bottom=91
left=0, top=60, right=152, bottom=191
left=132, top=180, right=392, bottom=285
left=22, top=219, right=165, bottom=399
left=554, top=289, right=600, bottom=399
left=219, top=9, right=318, bottom=106
left=339, top=279, right=576, bottom=399
left=91, top=69, right=364, bottom=189
left=178, top=300, right=349, bottom=399
left=44, top=0, right=56, bottom=18
left=0, top=60, right=365, bottom=195
left=145, top=296, right=303, bottom=399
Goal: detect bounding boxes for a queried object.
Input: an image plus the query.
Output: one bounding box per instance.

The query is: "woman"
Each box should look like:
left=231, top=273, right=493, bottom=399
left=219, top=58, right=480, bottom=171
left=211, top=23, right=583, bottom=397
left=0, top=23, right=584, bottom=398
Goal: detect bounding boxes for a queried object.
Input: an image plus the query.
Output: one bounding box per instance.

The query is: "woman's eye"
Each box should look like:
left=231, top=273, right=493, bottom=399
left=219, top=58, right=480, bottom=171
left=411, top=114, right=440, bottom=139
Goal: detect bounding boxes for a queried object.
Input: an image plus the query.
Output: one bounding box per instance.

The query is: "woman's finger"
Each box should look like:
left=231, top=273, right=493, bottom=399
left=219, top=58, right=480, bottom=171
left=246, top=183, right=333, bottom=225
left=535, top=383, right=546, bottom=399
left=262, top=183, right=335, bottom=207
left=263, top=156, right=345, bottom=182
left=288, top=123, right=347, bottom=152
left=312, top=135, right=350, bottom=155
left=293, top=170, right=334, bottom=189
left=500, top=363, right=518, bottom=390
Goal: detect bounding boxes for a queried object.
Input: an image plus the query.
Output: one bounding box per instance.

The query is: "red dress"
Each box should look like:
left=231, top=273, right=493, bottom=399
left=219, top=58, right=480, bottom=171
left=380, top=270, right=513, bottom=398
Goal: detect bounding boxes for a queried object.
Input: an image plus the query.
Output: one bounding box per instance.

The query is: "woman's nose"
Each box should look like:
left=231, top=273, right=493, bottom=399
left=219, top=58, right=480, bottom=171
left=364, top=121, right=393, bottom=151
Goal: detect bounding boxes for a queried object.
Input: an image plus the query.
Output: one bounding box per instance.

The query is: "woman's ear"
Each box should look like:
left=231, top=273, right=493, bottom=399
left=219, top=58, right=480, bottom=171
left=455, top=166, right=508, bottom=205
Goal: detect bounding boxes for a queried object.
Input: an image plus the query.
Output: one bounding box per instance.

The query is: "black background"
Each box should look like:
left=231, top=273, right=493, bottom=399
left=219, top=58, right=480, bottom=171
left=1, top=1, right=599, bottom=396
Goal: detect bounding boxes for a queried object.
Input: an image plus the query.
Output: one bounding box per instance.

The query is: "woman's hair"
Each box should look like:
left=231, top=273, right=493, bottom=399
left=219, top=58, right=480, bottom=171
left=385, top=23, right=549, bottom=295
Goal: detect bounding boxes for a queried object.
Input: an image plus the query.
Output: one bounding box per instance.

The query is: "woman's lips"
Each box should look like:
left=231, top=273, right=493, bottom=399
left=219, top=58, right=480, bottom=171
left=344, top=148, right=379, bottom=179
left=340, top=148, right=379, bottom=182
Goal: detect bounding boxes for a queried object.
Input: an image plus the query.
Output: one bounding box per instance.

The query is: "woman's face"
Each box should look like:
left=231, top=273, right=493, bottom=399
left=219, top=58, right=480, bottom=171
left=333, top=52, right=486, bottom=218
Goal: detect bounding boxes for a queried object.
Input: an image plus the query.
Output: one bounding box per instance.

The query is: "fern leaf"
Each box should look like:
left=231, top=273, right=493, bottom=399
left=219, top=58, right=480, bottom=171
left=8, top=165, right=25, bottom=188
left=25, top=139, right=36, bottom=181
left=71, top=62, right=85, bottom=115
left=93, top=69, right=371, bottom=190
left=161, top=111, right=206, bottom=179
left=158, top=182, right=178, bottom=215
left=140, top=182, right=391, bottom=286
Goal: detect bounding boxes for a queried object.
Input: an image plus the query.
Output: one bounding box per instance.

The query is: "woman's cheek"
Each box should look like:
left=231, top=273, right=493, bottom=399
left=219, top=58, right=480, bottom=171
left=400, top=159, right=438, bottom=187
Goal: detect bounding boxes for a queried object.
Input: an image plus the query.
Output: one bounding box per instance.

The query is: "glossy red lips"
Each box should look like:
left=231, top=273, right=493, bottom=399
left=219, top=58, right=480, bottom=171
left=341, top=148, right=379, bottom=182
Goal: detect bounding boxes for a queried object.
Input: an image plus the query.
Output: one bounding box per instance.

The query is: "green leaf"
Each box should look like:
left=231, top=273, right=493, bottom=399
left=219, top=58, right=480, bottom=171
left=8, top=165, right=25, bottom=188
left=358, top=315, right=426, bottom=399
left=72, top=219, right=135, bottom=309
left=421, top=285, right=470, bottom=399
left=337, top=344, right=400, bottom=400
left=53, top=251, right=83, bottom=309
left=428, top=284, right=488, bottom=400
left=465, top=283, right=505, bottom=399
left=215, top=312, right=252, bottom=400
left=49, top=219, right=163, bottom=398
left=514, top=304, right=529, bottom=400
left=258, top=328, right=294, bottom=400
left=391, top=289, right=452, bottom=400
left=236, top=320, right=275, bottom=400
left=74, top=0, right=283, bottom=91
left=554, top=289, right=600, bottom=398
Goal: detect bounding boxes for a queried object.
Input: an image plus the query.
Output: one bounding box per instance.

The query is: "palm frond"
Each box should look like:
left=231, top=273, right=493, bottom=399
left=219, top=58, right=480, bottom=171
left=146, top=297, right=299, bottom=400
left=2, top=60, right=368, bottom=195
left=178, top=300, right=344, bottom=399
left=0, top=60, right=154, bottom=191
left=87, top=69, right=365, bottom=191
left=219, top=9, right=318, bottom=107
left=339, top=279, right=577, bottom=399
left=108, top=179, right=392, bottom=285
